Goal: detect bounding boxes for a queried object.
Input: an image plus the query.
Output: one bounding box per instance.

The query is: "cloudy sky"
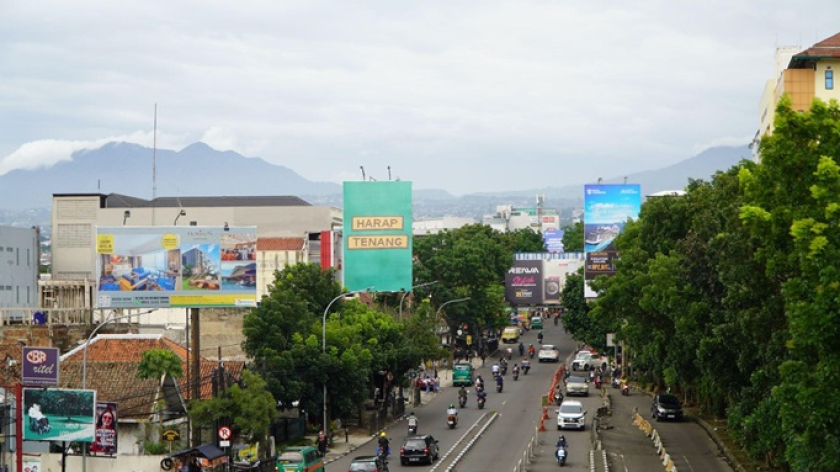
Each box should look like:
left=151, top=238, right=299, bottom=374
left=2, top=1, right=838, bottom=195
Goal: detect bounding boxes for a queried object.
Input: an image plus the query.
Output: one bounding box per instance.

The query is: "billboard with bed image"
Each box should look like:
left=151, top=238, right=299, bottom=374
left=95, top=226, right=257, bottom=308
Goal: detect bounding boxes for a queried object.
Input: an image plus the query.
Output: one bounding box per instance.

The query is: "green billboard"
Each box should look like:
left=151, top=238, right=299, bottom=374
left=343, top=181, right=412, bottom=292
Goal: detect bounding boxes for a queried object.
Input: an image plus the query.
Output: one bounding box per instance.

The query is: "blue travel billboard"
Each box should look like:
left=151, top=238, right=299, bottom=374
left=95, top=226, right=258, bottom=308
left=583, top=184, right=641, bottom=295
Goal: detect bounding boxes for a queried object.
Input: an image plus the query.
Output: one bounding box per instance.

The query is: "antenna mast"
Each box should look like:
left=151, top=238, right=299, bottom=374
left=152, top=104, right=157, bottom=225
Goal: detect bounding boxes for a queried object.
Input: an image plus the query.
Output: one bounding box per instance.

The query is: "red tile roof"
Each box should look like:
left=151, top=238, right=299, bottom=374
left=61, top=335, right=244, bottom=419
left=257, top=237, right=304, bottom=251
left=792, top=32, right=840, bottom=63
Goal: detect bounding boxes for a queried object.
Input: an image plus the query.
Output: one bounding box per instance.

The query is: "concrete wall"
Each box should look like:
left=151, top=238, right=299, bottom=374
left=36, top=452, right=168, bottom=472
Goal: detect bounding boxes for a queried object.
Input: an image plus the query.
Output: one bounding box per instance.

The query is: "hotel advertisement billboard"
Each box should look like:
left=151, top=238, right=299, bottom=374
left=343, top=181, right=412, bottom=292
left=23, top=388, right=96, bottom=442
left=95, top=226, right=258, bottom=309
left=583, top=184, right=641, bottom=296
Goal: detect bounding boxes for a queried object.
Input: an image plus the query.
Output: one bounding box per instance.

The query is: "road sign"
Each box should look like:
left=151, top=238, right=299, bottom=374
left=218, top=426, right=232, bottom=440
left=162, top=429, right=181, bottom=441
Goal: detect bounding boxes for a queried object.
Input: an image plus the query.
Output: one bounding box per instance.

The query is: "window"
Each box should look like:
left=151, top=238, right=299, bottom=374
left=827, top=70, right=834, bottom=90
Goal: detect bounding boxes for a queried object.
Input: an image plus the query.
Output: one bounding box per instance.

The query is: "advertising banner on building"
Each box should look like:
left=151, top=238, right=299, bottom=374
left=95, top=226, right=258, bottom=309
left=91, top=402, right=118, bottom=455
left=506, top=254, right=584, bottom=306
left=343, top=181, right=412, bottom=292
left=583, top=184, right=641, bottom=297
left=543, top=229, right=565, bottom=253
left=23, top=388, right=96, bottom=442
left=22, top=347, right=60, bottom=387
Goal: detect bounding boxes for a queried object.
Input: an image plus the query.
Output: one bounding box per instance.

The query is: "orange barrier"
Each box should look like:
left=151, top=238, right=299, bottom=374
left=542, top=407, right=549, bottom=420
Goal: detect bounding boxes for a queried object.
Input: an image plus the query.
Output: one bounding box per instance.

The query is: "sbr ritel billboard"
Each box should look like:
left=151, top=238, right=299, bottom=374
left=583, top=184, right=641, bottom=297
left=95, top=226, right=258, bottom=308
left=343, top=181, right=412, bottom=292
left=22, top=347, right=60, bottom=387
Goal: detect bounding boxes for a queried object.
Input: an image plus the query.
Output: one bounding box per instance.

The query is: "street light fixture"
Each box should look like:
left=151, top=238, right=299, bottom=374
left=82, top=309, right=155, bottom=472
left=435, top=297, right=471, bottom=319
left=322, top=287, right=374, bottom=438
left=399, top=281, right=438, bottom=320
left=174, top=209, right=186, bottom=225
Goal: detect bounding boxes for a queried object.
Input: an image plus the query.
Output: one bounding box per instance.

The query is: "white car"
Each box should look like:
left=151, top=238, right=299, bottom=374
left=538, top=345, right=560, bottom=363
left=557, top=400, right=587, bottom=430
left=572, top=352, right=608, bottom=372
left=564, top=375, right=589, bottom=397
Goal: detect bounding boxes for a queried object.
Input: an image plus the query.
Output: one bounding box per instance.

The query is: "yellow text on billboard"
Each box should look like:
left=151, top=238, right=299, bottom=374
left=347, top=235, right=409, bottom=250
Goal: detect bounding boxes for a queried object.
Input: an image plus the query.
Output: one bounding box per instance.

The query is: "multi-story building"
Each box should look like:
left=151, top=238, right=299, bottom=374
left=0, top=226, right=40, bottom=319
left=756, top=32, right=840, bottom=156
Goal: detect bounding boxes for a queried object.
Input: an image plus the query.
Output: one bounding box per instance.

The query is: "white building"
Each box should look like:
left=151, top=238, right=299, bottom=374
left=0, top=226, right=40, bottom=319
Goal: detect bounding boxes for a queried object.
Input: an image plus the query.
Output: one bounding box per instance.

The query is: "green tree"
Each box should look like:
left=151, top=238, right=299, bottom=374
left=190, top=370, right=276, bottom=456
left=137, top=349, right=184, bottom=380
left=561, top=221, right=584, bottom=252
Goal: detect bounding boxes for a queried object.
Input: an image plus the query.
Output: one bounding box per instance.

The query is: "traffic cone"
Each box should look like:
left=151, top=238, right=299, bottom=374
left=539, top=417, right=546, bottom=431
left=542, top=407, right=549, bottom=420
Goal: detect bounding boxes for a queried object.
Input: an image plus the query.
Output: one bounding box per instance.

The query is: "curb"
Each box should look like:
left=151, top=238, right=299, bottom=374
left=691, top=416, right=748, bottom=472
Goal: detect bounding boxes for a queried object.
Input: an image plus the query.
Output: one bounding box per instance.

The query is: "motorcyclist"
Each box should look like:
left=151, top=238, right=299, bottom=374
left=528, top=344, right=535, bottom=357
left=406, top=411, right=419, bottom=432
left=496, top=374, right=504, bottom=388
left=537, top=330, right=544, bottom=344
left=512, top=363, right=519, bottom=375
left=446, top=403, right=459, bottom=425
left=491, top=362, right=500, bottom=377
left=556, top=435, right=568, bottom=449
left=475, top=375, right=484, bottom=390
left=458, top=386, right=468, bottom=406
left=476, top=387, right=487, bottom=403
left=518, top=342, right=525, bottom=357
left=521, top=357, right=531, bottom=373
left=377, top=431, right=390, bottom=456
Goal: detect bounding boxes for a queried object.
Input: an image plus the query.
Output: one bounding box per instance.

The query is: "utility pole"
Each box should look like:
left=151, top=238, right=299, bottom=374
left=190, top=308, right=201, bottom=447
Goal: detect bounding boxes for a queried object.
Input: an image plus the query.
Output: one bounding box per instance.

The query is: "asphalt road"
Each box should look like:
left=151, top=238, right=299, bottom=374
left=328, top=317, right=734, bottom=472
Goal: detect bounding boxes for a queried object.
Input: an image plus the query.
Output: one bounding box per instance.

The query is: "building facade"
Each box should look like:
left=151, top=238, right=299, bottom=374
left=0, top=226, right=40, bottom=318
left=756, top=33, right=840, bottom=156
left=51, top=193, right=342, bottom=281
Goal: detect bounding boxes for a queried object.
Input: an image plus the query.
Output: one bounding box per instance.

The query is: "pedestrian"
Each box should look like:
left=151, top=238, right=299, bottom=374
left=317, top=430, right=328, bottom=457
left=424, top=376, right=431, bottom=393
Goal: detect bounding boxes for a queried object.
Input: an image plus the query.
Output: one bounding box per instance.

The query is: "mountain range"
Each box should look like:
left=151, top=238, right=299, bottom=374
left=0, top=142, right=752, bottom=217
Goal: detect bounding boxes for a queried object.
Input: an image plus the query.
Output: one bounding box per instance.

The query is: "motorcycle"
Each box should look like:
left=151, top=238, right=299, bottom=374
left=621, top=383, right=630, bottom=396
left=554, top=316, right=559, bottom=326
left=447, top=414, right=457, bottom=429
left=529, top=348, right=535, bottom=359
left=376, top=447, right=390, bottom=472
left=594, top=376, right=601, bottom=389
left=554, top=391, right=563, bottom=406
left=459, top=395, right=467, bottom=408
left=477, top=395, right=486, bottom=409
left=496, top=377, right=503, bottom=393
left=556, top=447, right=567, bottom=467
left=501, top=364, right=507, bottom=376
left=407, top=422, right=418, bottom=435
left=522, top=363, right=530, bottom=375
left=506, top=347, right=513, bottom=360
left=513, top=368, right=519, bottom=381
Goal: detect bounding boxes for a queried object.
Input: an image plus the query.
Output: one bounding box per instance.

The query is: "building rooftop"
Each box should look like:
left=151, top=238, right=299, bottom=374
left=53, top=193, right=312, bottom=208
left=789, top=32, right=840, bottom=68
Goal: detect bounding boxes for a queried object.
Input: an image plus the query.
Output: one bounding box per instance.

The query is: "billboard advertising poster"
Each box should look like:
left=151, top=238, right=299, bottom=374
left=91, top=402, right=118, bottom=455
left=22, top=456, right=40, bottom=472
left=95, top=227, right=257, bottom=308
left=22, top=347, right=60, bottom=387
left=543, top=229, right=565, bottom=253
left=343, top=181, right=412, bottom=292
left=505, top=260, right=543, bottom=305
left=583, top=184, right=641, bottom=291
left=23, top=388, right=96, bottom=442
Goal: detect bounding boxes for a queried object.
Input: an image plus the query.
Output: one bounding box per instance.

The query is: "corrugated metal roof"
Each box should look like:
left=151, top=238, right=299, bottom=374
left=53, top=193, right=312, bottom=208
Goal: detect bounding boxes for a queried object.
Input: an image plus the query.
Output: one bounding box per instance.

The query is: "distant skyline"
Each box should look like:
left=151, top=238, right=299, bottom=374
left=2, top=2, right=838, bottom=195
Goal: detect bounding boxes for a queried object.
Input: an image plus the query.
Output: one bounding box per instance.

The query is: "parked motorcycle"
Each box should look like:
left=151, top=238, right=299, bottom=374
left=621, top=383, right=630, bottom=396
left=611, top=377, right=621, bottom=389
left=556, top=447, right=567, bottom=467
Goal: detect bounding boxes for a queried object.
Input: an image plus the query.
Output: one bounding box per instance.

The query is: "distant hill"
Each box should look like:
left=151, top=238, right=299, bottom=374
left=0, top=142, right=750, bottom=215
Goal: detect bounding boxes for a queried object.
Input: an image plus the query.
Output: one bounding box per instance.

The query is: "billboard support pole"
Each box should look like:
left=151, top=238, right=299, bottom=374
left=61, top=441, right=68, bottom=472
left=190, top=307, right=201, bottom=448
left=15, top=383, right=21, bottom=472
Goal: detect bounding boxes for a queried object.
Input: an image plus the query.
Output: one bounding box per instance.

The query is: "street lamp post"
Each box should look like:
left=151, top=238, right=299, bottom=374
left=435, top=297, right=471, bottom=319
left=81, top=309, right=155, bottom=472
left=322, top=287, right=373, bottom=439
left=399, top=281, right=438, bottom=320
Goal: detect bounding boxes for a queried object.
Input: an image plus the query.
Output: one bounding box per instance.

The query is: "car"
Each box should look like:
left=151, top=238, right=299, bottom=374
left=276, top=446, right=324, bottom=472
left=349, top=455, right=383, bottom=472
left=651, top=394, right=684, bottom=421
left=571, top=351, right=608, bottom=372
left=530, top=316, right=543, bottom=329
left=400, top=434, right=440, bottom=465
left=501, top=326, right=520, bottom=343
left=557, top=400, right=587, bottom=430
left=564, top=375, right=589, bottom=397
left=538, top=344, right=560, bottom=362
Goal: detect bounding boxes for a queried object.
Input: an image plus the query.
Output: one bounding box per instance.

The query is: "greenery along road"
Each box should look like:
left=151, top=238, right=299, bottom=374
left=560, top=97, right=840, bottom=472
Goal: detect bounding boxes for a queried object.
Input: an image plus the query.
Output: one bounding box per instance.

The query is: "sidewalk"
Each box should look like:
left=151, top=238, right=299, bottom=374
left=315, top=357, right=482, bottom=464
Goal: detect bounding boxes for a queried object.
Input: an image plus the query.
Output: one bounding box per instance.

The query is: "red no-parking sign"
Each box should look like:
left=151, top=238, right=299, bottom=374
left=218, top=426, right=232, bottom=440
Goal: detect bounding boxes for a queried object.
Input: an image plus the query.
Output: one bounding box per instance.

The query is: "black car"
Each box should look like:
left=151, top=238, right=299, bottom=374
left=349, top=455, right=382, bottom=472
left=399, top=434, right=440, bottom=465
left=651, top=394, right=684, bottom=421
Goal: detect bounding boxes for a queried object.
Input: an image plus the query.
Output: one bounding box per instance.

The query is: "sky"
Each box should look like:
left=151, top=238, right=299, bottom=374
left=2, top=1, right=839, bottom=195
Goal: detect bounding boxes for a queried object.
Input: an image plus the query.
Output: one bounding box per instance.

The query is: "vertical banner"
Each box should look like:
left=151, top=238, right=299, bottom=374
left=543, top=229, right=565, bottom=253
left=505, top=260, right=543, bottom=305
left=343, top=181, right=412, bottom=292
left=91, top=402, right=118, bottom=455
left=583, top=184, right=641, bottom=297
